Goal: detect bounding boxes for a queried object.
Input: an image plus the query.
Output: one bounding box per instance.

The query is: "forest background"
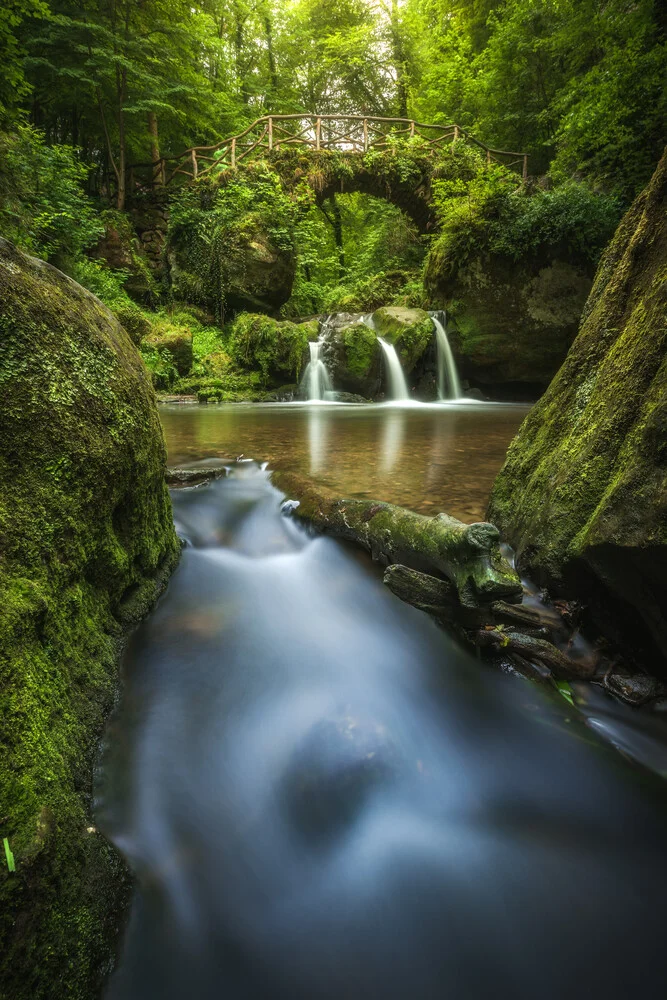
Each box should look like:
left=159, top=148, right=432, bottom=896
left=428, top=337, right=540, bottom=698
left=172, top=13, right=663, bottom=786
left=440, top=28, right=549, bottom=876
left=0, top=0, right=665, bottom=322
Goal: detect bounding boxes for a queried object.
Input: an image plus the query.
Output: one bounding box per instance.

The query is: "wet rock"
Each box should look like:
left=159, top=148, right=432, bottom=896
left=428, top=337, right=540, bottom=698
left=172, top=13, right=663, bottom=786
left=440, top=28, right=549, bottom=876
left=439, top=258, right=593, bottom=389
left=603, top=671, right=660, bottom=707
left=372, top=307, right=433, bottom=372
left=324, top=390, right=371, bottom=403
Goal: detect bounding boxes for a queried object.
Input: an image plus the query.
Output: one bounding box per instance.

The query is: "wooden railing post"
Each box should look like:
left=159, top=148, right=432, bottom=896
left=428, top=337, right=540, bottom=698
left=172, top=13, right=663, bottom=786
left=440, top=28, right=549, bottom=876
left=410, top=120, right=415, bottom=138
left=268, top=117, right=273, bottom=151
left=363, top=118, right=368, bottom=152
left=523, top=154, right=528, bottom=181
left=231, top=137, right=236, bottom=168
left=191, top=149, right=198, bottom=180
left=454, top=125, right=459, bottom=142
left=316, top=116, right=321, bottom=151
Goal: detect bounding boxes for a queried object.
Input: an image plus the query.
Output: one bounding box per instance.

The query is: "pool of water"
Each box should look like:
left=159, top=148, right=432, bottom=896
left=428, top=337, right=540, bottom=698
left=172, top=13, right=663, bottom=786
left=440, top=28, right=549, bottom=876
left=160, top=400, right=530, bottom=522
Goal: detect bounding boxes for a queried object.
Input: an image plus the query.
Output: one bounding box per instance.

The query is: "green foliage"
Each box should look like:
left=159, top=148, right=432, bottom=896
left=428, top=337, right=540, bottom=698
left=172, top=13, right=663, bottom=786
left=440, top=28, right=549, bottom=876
left=407, top=0, right=666, bottom=200
left=0, top=124, right=101, bottom=263
left=426, top=155, right=621, bottom=284
left=139, top=345, right=179, bottom=390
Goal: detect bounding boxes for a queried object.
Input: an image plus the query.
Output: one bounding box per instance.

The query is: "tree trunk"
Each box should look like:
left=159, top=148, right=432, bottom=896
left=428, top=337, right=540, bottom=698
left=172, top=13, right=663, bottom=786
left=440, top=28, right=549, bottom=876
left=270, top=470, right=522, bottom=607
left=147, top=110, right=163, bottom=188
left=329, top=195, right=345, bottom=279
left=390, top=0, right=408, bottom=118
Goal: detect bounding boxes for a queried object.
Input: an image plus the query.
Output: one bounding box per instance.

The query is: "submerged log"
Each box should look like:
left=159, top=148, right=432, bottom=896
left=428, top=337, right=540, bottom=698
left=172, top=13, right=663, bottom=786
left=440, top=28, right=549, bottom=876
left=271, top=470, right=522, bottom=607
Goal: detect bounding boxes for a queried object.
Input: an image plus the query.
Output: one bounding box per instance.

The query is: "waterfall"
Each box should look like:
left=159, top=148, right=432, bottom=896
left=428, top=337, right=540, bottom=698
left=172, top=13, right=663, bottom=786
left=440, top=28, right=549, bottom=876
left=377, top=337, right=409, bottom=401
left=301, top=340, right=333, bottom=401
left=431, top=313, right=461, bottom=400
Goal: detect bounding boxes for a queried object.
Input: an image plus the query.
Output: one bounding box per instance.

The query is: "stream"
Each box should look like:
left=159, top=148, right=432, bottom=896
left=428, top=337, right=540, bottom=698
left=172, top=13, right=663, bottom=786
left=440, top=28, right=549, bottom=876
left=98, top=406, right=667, bottom=999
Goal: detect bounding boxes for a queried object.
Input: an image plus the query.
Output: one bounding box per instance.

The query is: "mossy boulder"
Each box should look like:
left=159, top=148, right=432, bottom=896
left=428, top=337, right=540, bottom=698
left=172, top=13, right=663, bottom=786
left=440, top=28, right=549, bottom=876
left=487, top=150, right=667, bottom=672
left=167, top=183, right=297, bottom=319
left=229, top=312, right=318, bottom=386
left=318, top=315, right=383, bottom=398
left=433, top=255, right=593, bottom=389
left=143, top=326, right=193, bottom=376
left=372, top=306, right=433, bottom=372
left=0, top=238, right=180, bottom=999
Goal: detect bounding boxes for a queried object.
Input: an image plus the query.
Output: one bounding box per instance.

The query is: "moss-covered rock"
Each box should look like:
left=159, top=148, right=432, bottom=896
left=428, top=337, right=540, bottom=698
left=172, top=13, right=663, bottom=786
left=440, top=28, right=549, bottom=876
left=487, top=150, right=667, bottom=672
left=88, top=209, right=157, bottom=304
left=143, top=326, right=193, bottom=376
left=372, top=306, right=433, bottom=372
left=0, top=238, right=180, bottom=999
left=433, top=254, right=593, bottom=388
left=316, top=315, right=383, bottom=398
left=228, top=312, right=318, bottom=386
left=167, top=179, right=298, bottom=320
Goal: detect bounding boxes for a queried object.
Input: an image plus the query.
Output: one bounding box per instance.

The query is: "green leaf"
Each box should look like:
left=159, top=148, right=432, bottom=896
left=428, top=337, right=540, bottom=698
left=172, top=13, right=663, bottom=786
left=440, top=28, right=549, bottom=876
left=3, top=837, right=16, bottom=873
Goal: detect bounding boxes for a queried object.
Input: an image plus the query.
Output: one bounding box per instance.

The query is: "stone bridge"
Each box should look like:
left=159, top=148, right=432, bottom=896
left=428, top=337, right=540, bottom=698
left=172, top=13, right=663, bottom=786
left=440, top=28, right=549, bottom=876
left=129, top=114, right=528, bottom=233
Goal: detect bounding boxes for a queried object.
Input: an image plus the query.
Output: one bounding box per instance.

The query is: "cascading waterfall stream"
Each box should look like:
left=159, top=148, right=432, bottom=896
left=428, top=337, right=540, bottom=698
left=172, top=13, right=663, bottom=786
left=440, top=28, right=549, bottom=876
left=431, top=313, right=462, bottom=401
left=377, top=337, right=410, bottom=401
left=99, top=463, right=667, bottom=1000
left=301, top=340, right=333, bottom=401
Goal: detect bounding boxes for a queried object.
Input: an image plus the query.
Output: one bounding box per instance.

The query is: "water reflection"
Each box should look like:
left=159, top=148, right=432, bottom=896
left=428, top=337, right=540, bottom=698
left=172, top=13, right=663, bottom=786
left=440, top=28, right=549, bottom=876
left=307, top=404, right=328, bottom=474
left=160, top=401, right=530, bottom=521
left=100, top=465, right=667, bottom=1000
left=379, top=406, right=406, bottom=474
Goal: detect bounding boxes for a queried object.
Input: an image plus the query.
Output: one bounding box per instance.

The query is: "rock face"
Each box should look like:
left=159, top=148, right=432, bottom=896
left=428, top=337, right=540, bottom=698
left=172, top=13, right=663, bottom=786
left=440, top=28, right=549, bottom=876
left=88, top=209, right=156, bottom=303
left=437, top=255, right=593, bottom=391
left=320, top=309, right=433, bottom=399
left=0, top=238, right=180, bottom=999
left=168, top=209, right=296, bottom=318
left=488, top=151, right=667, bottom=673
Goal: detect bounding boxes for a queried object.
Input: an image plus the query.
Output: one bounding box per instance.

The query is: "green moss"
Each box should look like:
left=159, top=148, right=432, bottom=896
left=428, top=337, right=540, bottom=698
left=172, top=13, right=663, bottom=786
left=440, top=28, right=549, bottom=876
left=372, top=307, right=433, bottom=371
left=0, top=238, right=180, bottom=999
left=228, top=312, right=317, bottom=385
left=341, top=322, right=378, bottom=379
left=487, top=151, right=667, bottom=667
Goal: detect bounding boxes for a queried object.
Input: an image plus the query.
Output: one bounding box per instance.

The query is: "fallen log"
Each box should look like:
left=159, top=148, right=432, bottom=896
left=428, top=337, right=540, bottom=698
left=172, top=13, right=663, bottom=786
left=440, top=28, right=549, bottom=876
left=475, top=628, right=596, bottom=680
left=271, top=470, right=522, bottom=608
left=383, top=564, right=488, bottom=628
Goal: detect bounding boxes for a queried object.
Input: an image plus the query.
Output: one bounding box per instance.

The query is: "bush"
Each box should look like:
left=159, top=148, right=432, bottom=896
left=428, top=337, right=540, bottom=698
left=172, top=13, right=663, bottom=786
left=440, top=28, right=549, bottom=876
left=426, top=157, right=621, bottom=286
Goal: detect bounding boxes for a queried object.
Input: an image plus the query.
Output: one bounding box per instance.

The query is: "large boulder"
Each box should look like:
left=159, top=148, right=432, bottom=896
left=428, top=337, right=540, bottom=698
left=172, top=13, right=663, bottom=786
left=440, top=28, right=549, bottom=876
left=438, top=255, right=593, bottom=390
left=320, top=314, right=383, bottom=397
left=0, top=238, right=180, bottom=998
left=319, top=309, right=433, bottom=399
left=228, top=312, right=318, bottom=386
left=487, top=151, right=667, bottom=673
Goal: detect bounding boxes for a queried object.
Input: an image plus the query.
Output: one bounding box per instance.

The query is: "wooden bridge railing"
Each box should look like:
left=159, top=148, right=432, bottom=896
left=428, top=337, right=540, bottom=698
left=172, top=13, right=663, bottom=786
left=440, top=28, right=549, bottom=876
left=128, top=114, right=528, bottom=192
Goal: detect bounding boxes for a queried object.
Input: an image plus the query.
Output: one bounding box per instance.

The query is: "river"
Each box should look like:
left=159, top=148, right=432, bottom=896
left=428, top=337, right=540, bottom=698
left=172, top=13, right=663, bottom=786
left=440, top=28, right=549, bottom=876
left=98, top=403, right=667, bottom=999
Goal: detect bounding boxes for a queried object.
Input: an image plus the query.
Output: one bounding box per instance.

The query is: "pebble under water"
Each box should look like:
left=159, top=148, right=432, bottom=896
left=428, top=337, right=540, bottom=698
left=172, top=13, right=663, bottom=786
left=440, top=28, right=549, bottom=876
left=98, top=463, right=667, bottom=1000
